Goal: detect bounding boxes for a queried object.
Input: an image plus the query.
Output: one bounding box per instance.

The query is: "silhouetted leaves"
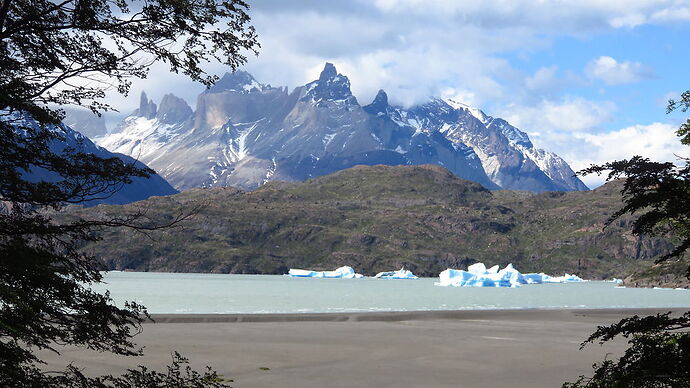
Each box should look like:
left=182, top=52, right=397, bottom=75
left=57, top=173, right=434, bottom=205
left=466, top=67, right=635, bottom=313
left=563, top=312, right=690, bottom=388
left=565, top=90, right=690, bottom=387
left=1, top=0, right=257, bottom=385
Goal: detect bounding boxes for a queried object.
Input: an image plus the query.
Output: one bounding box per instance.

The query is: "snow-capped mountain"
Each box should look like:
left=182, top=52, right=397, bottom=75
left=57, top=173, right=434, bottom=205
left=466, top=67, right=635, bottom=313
left=5, top=112, right=177, bottom=206
left=98, top=63, right=587, bottom=192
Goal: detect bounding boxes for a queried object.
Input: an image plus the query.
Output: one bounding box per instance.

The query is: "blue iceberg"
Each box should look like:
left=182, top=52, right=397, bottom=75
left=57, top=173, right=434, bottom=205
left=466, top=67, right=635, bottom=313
left=288, top=266, right=364, bottom=279
left=437, top=263, right=584, bottom=288
left=374, top=268, right=418, bottom=279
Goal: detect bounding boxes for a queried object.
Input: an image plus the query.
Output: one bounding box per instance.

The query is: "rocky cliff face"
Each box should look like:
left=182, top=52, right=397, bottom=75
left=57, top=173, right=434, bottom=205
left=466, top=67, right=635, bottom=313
left=98, top=63, right=588, bottom=192
left=134, top=91, right=158, bottom=119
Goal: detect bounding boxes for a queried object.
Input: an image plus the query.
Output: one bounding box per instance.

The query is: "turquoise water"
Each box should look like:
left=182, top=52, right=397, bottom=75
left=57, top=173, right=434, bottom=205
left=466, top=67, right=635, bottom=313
left=93, top=272, right=690, bottom=314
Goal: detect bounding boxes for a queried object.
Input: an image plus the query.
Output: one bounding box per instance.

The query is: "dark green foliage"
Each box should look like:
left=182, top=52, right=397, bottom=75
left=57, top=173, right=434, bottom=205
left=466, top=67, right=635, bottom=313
left=0, top=114, right=156, bottom=385
left=563, top=312, right=690, bottom=388
left=581, top=157, right=690, bottom=273
left=581, top=89, right=690, bottom=278
left=0, top=0, right=258, bottom=122
left=668, top=90, right=690, bottom=146
left=10, top=352, right=232, bottom=387
left=1, top=0, right=257, bottom=385
left=564, top=90, right=690, bottom=387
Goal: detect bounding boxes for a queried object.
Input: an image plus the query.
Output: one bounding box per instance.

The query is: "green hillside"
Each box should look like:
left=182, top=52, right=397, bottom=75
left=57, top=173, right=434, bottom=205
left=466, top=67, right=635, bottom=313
left=77, top=164, right=676, bottom=279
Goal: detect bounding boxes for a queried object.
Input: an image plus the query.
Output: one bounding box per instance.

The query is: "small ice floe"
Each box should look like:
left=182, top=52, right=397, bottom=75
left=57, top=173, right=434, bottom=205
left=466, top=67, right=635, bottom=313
left=606, top=278, right=623, bottom=283
left=287, top=266, right=364, bottom=279
left=436, top=262, right=585, bottom=288
left=542, top=273, right=585, bottom=283
left=374, top=267, right=418, bottom=279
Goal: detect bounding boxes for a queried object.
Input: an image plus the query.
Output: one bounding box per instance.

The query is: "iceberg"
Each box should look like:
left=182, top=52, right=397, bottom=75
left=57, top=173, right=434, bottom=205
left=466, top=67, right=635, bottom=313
left=437, top=263, right=585, bottom=288
left=467, top=262, right=487, bottom=274
left=542, top=273, right=585, bottom=283
left=374, top=267, right=418, bottom=279
left=287, top=266, right=364, bottom=279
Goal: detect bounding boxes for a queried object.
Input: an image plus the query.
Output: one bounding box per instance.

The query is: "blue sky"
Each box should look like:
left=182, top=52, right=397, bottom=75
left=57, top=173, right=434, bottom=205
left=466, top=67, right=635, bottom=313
left=106, top=0, right=690, bottom=187
left=503, top=24, right=688, bottom=127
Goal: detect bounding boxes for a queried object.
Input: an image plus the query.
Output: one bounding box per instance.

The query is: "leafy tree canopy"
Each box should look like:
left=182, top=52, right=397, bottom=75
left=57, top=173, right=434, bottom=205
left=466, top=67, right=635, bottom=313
left=580, top=90, right=690, bottom=276
left=0, top=0, right=258, bottom=122
left=0, top=0, right=258, bottom=386
left=564, top=91, right=690, bottom=387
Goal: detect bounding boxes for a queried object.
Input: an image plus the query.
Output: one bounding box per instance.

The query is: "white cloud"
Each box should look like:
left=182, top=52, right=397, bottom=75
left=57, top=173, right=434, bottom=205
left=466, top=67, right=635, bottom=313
left=585, top=56, right=655, bottom=85
left=499, top=94, right=686, bottom=188
left=572, top=122, right=687, bottom=187
left=575, top=123, right=686, bottom=165
left=525, top=66, right=560, bottom=91
left=89, top=0, right=688, bottom=185
left=441, top=88, right=479, bottom=108
left=524, top=121, right=686, bottom=188
left=502, top=97, right=615, bottom=133
left=367, top=0, right=689, bottom=31
left=237, top=10, right=529, bottom=108
left=609, top=13, right=647, bottom=28
left=652, top=6, right=690, bottom=22
left=101, top=1, right=676, bottom=112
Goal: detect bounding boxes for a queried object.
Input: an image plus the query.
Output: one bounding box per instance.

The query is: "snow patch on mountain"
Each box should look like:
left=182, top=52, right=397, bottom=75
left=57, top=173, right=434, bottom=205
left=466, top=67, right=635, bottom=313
left=208, top=70, right=266, bottom=94
left=493, top=119, right=532, bottom=148
left=99, top=117, right=181, bottom=161
left=229, top=121, right=260, bottom=162
left=5, top=111, right=176, bottom=205
left=95, top=63, right=587, bottom=192
left=263, top=158, right=277, bottom=185
left=323, top=133, right=337, bottom=147
left=444, top=98, right=489, bottom=124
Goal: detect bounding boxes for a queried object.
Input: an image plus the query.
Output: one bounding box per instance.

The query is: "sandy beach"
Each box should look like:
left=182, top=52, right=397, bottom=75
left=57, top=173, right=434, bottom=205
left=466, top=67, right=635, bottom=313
left=41, top=308, right=685, bottom=387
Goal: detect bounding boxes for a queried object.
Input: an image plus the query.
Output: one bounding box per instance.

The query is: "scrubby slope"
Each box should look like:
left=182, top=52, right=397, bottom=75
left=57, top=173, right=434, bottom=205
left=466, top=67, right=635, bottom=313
left=80, top=165, right=667, bottom=277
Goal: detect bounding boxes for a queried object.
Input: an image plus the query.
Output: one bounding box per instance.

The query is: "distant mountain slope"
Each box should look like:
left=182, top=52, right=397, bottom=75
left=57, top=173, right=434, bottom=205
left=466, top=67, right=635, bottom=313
left=79, top=164, right=668, bottom=278
left=62, top=107, right=108, bottom=139
left=98, top=63, right=587, bottom=192
left=7, top=113, right=177, bottom=206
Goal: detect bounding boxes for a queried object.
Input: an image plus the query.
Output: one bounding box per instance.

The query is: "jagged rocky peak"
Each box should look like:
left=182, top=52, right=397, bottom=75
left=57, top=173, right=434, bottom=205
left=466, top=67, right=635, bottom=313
left=100, top=62, right=588, bottom=193
left=156, top=93, right=193, bottom=124
left=302, top=62, right=357, bottom=104
left=207, top=70, right=264, bottom=94
left=363, top=89, right=390, bottom=115
left=321, top=62, right=337, bottom=78
left=134, top=91, right=157, bottom=119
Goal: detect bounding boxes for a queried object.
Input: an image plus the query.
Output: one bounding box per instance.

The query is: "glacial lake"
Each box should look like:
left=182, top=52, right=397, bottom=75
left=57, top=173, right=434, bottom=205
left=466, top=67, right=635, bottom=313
left=93, top=272, right=690, bottom=314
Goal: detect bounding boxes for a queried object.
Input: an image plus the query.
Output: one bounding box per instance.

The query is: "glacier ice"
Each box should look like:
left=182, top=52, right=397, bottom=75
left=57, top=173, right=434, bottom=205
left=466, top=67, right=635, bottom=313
left=542, top=273, right=585, bottom=283
left=288, top=266, right=364, bottom=279
left=467, top=262, right=487, bottom=274
left=374, top=268, right=418, bottom=279
left=437, top=263, right=584, bottom=288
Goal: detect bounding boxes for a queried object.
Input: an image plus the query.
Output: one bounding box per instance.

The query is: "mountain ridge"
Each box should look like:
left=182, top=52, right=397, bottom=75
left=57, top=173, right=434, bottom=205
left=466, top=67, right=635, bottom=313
left=6, top=112, right=178, bottom=206
left=97, top=63, right=588, bottom=193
